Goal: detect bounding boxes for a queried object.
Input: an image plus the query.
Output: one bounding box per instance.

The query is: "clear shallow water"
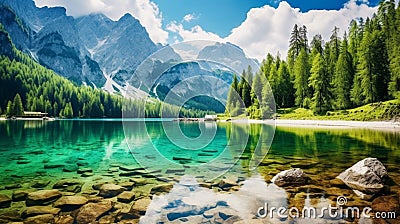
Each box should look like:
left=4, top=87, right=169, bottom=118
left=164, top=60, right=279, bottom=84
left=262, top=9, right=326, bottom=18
left=0, top=119, right=399, bottom=223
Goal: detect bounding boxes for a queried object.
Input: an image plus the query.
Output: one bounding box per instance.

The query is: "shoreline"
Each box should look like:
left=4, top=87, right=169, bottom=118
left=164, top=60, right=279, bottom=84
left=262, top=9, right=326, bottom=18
left=229, top=118, right=400, bottom=130
left=2, top=117, right=400, bottom=130
left=274, top=119, right=399, bottom=130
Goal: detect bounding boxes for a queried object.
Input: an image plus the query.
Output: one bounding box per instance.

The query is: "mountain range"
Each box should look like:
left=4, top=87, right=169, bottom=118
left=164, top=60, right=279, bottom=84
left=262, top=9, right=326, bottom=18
left=0, top=0, right=257, bottom=111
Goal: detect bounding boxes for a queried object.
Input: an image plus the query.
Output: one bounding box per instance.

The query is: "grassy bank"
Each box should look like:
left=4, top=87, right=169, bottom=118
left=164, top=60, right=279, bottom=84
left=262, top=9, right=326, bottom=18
left=278, top=100, right=400, bottom=121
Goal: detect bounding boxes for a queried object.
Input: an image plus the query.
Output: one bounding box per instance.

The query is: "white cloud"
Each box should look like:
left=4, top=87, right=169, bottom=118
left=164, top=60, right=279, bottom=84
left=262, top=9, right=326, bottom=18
left=182, top=13, right=198, bottom=22
left=225, top=1, right=377, bottom=61
left=166, top=21, right=223, bottom=42
left=169, top=1, right=377, bottom=61
left=34, top=0, right=168, bottom=44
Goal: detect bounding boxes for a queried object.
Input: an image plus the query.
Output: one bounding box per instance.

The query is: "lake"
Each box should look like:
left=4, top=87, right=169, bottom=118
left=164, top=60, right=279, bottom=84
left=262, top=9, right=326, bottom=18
left=0, top=119, right=399, bottom=223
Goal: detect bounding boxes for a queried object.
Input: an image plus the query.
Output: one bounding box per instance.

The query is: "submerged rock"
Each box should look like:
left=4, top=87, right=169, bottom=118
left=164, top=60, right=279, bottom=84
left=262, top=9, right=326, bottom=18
left=16, top=159, right=30, bottom=164
left=26, top=189, right=62, bottom=206
left=372, top=195, right=399, bottom=213
left=75, top=201, right=113, bottom=224
left=108, top=167, right=119, bottom=172
left=172, top=156, right=192, bottom=161
left=198, top=153, right=213, bottom=157
left=54, top=215, right=74, bottom=224
left=201, top=149, right=218, bottom=153
left=119, top=165, right=144, bottom=172
left=24, top=214, right=54, bottom=224
left=129, top=198, right=152, bottom=218
left=271, top=168, right=308, bottom=187
left=5, top=183, right=22, bottom=189
left=22, top=206, right=61, bottom=217
left=0, top=194, right=11, bottom=208
left=53, top=179, right=82, bottom=193
left=150, top=183, right=173, bottom=195
left=63, top=165, right=78, bottom=172
left=76, top=161, right=89, bottom=167
left=12, top=189, right=34, bottom=201
left=119, top=182, right=135, bottom=191
left=31, top=180, right=51, bottom=188
left=53, top=179, right=82, bottom=188
left=129, top=178, right=148, bottom=186
left=337, top=158, right=387, bottom=198
left=98, top=184, right=124, bottom=198
left=54, top=196, right=88, bottom=211
left=218, top=178, right=238, bottom=190
left=120, top=169, right=148, bottom=177
left=329, top=178, right=347, bottom=188
left=77, top=167, right=92, bottom=174
left=165, top=168, right=185, bottom=174
left=44, top=163, right=65, bottom=169
left=117, top=191, right=136, bottom=203
left=81, top=172, right=94, bottom=177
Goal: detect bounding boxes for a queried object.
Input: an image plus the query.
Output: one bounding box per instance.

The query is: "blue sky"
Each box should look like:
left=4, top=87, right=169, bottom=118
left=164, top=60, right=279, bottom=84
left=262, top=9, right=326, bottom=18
left=35, top=0, right=382, bottom=60
left=153, top=0, right=381, bottom=38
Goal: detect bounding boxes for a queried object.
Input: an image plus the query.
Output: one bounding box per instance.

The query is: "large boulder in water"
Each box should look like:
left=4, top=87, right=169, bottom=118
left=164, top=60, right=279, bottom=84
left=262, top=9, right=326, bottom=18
left=337, top=158, right=387, bottom=199
left=271, top=168, right=308, bottom=187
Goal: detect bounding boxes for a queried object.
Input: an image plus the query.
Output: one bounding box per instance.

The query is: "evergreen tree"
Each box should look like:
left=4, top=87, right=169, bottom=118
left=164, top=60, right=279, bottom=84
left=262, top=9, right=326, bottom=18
left=309, top=53, right=331, bottom=113
left=241, top=80, right=252, bottom=108
left=63, top=103, right=73, bottom=118
left=252, top=73, right=264, bottom=105
left=288, top=24, right=300, bottom=71
left=357, top=29, right=374, bottom=104
left=333, top=34, right=354, bottom=109
left=326, top=27, right=341, bottom=83
left=369, top=29, right=390, bottom=102
left=348, top=20, right=360, bottom=69
left=261, top=79, right=274, bottom=118
left=232, top=74, right=239, bottom=91
left=289, top=24, right=302, bottom=58
left=351, top=73, right=364, bottom=106
left=310, top=34, right=323, bottom=55
left=12, top=93, right=24, bottom=116
left=246, top=65, right=253, bottom=86
left=293, top=49, right=310, bottom=107
left=330, top=27, right=341, bottom=62
left=299, top=25, right=309, bottom=52
left=53, top=102, right=58, bottom=117
left=277, top=61, right=294, bottom=107
left=268, top=62, right=278, bottom=104
left=386, top=1, right=400, bottom=99
left=310, top=34, right=324, bottom=73
left=356, top=27, right=390, bottom=104
left=6, top=100, right=12, bottom=116
left=226, top=75, right=242, bottom=116
left=260, top=53, right=274, bottom=78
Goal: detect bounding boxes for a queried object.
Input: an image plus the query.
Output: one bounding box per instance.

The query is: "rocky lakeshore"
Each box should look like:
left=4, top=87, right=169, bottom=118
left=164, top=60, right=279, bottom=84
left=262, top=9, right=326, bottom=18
left=0, top=157, right=398, bottom=224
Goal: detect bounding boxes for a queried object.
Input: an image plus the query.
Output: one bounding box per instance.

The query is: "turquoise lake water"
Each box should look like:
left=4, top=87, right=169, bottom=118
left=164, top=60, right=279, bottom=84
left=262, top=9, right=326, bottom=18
left=0, top=119, right=399, bottom=222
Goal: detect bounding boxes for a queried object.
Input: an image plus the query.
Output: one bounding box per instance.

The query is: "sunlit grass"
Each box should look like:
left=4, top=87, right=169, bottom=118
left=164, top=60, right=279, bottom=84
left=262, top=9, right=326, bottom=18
left=277, top=100, right=400, bottom=121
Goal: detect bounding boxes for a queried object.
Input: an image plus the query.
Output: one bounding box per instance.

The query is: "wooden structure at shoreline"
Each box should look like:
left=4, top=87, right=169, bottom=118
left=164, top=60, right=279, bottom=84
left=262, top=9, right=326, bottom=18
left=173, top=118, right=203, bottom=122
left=173, top=115, right=218, bottom=122
left=21, top=111, right=48, bottom=118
